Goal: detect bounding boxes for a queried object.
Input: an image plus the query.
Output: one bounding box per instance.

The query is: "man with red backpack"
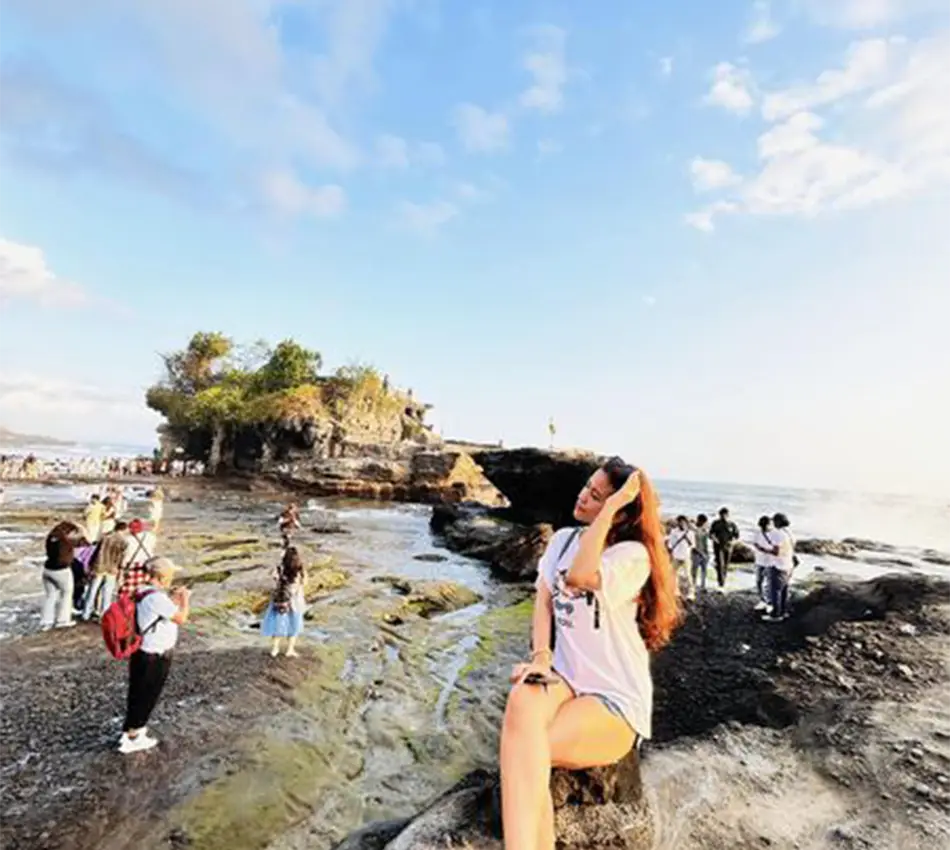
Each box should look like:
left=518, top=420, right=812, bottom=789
left=116, top=518, right=155, bottom=598
left=116, top=557, right=190, bottom=754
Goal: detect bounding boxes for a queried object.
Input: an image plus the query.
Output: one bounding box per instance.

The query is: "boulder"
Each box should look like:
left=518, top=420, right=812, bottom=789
left=469, top=448, right=601, bottom=526
left=401, top=580, right=482, bottom=618
left=729, top=541, right=755, bottom=564
left=841, top=537, right=896, bottom=553
left=334, top=749, right=650, bottom=850
left=795, top=539, right=859, bottom=559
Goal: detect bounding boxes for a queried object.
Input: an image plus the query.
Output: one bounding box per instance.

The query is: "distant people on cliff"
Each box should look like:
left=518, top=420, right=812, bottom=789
left=119, top=557, right=190, bottom=754
left=499, top=457, right=680, bottom=849
left=261, top=547, right=307, bottom=658
left=763, top=513, right=796, bottom=623
left=691, top=514, right=710, bottom=594
left=666, top=515, right=696, bottom=600
left=40, top=521, right=87, bottom=630
left=752, top=516, right=779, bottom=613
left=277, top=502, right=301, bottom=548
left=709, top=507, right=740, bottom=588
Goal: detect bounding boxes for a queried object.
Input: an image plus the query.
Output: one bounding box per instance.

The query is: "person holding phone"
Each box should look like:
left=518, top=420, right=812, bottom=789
left=499, top=457, right=681, bottom=850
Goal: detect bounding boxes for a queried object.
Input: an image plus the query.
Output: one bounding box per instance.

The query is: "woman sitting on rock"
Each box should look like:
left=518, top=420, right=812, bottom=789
left=261, top=546, right=307, bottom=658
left=500, top=457, right=680, bottom=850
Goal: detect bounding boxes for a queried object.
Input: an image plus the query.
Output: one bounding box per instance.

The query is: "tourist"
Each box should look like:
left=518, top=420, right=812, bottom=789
left=499, top=457, right=679, bottom=850
left=691, top=514, right=710, bottom=594
left=71, top=538, right=98, bottom=615
left=147, top=489, right=165, bottom=535
left=752, top=516, right=778, bottom=613
left=277, top=502, right=301, bottom=547
left=100, top=496, right=117, bottom=537
left=666, top=515, right=695, bottom=600
left=119, top=557, right=190, bottom=754
left=763, top=513, right=795, bottom=623
left=117, top=519, right=157, bottom=597
left=261, top=547, right=307, bottom=658
left=83, top=521, right=129, bottom=620
left=83, top=494, right=104, bottom=543
left=709, top=507, right=739, bottom=589
left=40, top=521, right=86, bottom=630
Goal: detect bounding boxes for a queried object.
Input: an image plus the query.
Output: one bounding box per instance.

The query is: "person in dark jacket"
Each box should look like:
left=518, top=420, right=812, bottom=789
left=40, top=521, right=87, bottom=630
left=709, top=507, right=739, bottom=588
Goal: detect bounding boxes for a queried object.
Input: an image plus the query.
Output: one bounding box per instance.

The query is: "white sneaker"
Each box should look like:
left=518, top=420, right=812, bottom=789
left=119, top=733, right=158, bottom=754
left=761, top=614, right=784, bottom=623
left=754, top=601, right=768, bottom=611
left=54, top=621, right=77, bottom=629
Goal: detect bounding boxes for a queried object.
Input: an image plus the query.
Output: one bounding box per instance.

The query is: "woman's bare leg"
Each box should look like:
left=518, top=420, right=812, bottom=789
left=536, top=787, right=555, bottom=850
left=500, top=681, right=571, bottom=850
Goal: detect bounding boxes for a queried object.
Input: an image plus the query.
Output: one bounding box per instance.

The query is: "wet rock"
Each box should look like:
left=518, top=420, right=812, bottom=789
left=413, top=553, right=448, bottom=563
left=730, top=541, right=755, bottom=564
left=371, top=575, right=413, bottom=595
left=922, top=550, right=950, bottom=567
left=841, top=538, right=896, bottom=553
left=402, top=581, right=481, bottom=619
left=795, top=539, right=859, bottom=559
left=335, top=751, right=651, bottom=850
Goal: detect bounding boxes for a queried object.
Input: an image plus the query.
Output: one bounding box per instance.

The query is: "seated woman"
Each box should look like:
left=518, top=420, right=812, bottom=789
left=499, top=457, right=680, bottom=850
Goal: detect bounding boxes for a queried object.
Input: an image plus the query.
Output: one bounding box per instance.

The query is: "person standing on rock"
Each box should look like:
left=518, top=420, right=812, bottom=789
left=499, top=457, right=680, bottom=850
left=763, top=513, right=796, bottom=623
left=752, top=515, right=779, bottom=613
left=83, top=521, right=129, bottom=620
left=261, top=546, right=307, bottom=658
left=709, top=507, right=739, bottom=589
left=40, top=521, right=86, bottom=630
left=147, top=489, right=165, bottom=535
left=277, top=502, right=301, bottom=548
left=119, top=557, right=190, bottom=754
left=666, top=515, right=696, bottom=600
left=691, top=513, right=710, bottom=594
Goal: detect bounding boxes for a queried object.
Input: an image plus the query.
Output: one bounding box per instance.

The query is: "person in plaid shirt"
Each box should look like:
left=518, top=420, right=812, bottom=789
left=117, top=519, right=156, bottom=597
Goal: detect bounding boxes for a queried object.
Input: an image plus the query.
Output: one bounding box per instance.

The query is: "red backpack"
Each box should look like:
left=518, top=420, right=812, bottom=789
left=102, top=590, right=158, bottom=660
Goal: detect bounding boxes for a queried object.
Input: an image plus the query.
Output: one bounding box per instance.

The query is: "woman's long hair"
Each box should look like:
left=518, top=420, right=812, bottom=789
left=280, top=546, right=304, bottom=583
left=604, top=458, right=681, bottom=651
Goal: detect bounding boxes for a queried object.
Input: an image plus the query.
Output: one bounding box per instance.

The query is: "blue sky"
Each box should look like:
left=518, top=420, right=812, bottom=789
left=1, top=0, right=948, bottom=497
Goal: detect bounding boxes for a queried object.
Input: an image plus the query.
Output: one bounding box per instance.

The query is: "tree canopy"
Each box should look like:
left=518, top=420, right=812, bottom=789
left=146, top=333, right=409, bottom=447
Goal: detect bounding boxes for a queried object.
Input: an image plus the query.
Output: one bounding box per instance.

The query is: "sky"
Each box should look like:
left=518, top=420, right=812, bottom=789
left=0, top=0, right=948, bottom=497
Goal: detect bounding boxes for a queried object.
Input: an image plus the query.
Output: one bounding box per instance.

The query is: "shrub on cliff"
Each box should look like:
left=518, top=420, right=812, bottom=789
left=147, top=332, right=425, bottom=472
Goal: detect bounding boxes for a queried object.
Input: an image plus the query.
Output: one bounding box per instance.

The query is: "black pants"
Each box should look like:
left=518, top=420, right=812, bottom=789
left=712, top=544, right=732, bottom=587
left=71, top=560, right=87, bottom=611
left=769, top=567, right=789, bottom=618
left=124, top=650, right=173, bottom=732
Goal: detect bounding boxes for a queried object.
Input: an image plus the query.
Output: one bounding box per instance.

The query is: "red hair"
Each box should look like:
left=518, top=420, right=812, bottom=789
left=634, top=472, right=681, bottom=651
left=603, top=462, right=681, bottom=652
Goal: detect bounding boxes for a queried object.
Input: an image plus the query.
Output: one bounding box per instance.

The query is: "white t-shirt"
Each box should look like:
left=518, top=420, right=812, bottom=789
left=666, top=527, right=694, bottom=562
left=136, top=587, right=179, bottom=654
left=149, top=500, right=164, bottom=523
left=536, top=528, right=654, bottom=739
left=753, top=529, right=777, bottom=567
left=774, top=528, right=795, bottom=572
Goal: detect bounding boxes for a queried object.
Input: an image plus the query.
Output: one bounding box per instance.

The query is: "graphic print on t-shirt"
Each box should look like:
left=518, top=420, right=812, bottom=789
left=552, top=568, right=589, bottom=630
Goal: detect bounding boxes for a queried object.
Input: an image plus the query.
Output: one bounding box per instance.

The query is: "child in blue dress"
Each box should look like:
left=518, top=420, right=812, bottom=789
left=261, top=547, right=306, bottom=657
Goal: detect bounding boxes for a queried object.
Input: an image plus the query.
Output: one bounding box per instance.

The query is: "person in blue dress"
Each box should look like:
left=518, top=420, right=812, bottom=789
left=260, top=546, right=306, bottom=657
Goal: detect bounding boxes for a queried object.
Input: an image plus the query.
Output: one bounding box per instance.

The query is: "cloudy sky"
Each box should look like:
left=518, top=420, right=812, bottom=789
left=0, top=0, right=947, bottom=495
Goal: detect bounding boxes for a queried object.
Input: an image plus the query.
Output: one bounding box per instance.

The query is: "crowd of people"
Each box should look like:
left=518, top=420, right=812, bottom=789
left=0, top=453, right=205, bottom=481
left=665, top=506, right=797, bottom=621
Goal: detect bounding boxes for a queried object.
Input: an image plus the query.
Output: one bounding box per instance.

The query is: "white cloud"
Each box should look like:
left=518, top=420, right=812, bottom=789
left=398, top=200, right=459, bottom=234
left=537, top=138, right=563, bottom=157
left=658, top=56, right=674, bottom=77
left=260, top=169, right=346, bottom=218
left=762, top=38, right=898, bottom=120
left=690, top=158, right=742, bottom=191
left=684, top=201, right=738, bottom=232
left=520, top=24, right=568, bottom=113
left=0, top=372, right=160, bottom=445
left=687, top=31, right=950, bottom=232
left=453, top=181, right=490, bottom=202
left=375, top=134, right=445, bottom=168
left=452, top=103, right=509, bottom=153
left=642, top=295, right=657, bottom=307
left=801, top=0, right=944, bottom=29
left=743, top=1, right=781, bottom=44
left=704, top=62, right=755, bottom=114
left=0, top=238, right=87, bottom=307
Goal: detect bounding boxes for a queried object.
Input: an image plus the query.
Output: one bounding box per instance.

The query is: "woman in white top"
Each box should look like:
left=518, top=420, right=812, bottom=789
left=500, top=457, right=681, bottom=850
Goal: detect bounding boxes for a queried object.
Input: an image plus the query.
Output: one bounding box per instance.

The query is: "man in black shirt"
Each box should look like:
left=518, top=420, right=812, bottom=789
left=709, top=507, right=739, bottom=588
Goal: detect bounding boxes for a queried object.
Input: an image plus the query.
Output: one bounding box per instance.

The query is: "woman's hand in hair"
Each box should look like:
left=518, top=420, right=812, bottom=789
left=604, top=470, right=641, bottom=515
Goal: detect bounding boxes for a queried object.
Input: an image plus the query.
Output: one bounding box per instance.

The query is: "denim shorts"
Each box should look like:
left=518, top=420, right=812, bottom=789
left=592, top=694, right=641, bottom=749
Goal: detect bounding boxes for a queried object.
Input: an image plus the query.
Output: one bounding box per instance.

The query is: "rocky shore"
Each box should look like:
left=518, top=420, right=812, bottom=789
left=2, top=468, right=949, bottom=850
